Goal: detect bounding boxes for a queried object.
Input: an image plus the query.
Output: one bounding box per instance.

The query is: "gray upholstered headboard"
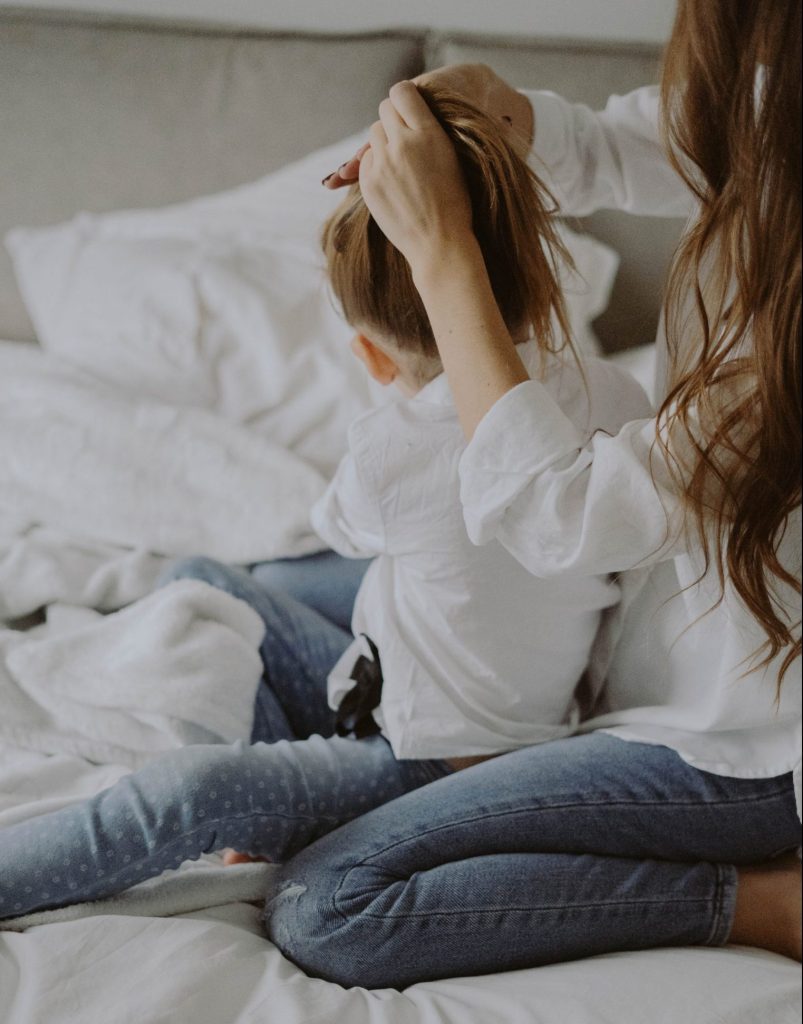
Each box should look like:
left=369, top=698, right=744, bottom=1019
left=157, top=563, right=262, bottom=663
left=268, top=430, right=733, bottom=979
left=0, top=8, right=683, bottom=351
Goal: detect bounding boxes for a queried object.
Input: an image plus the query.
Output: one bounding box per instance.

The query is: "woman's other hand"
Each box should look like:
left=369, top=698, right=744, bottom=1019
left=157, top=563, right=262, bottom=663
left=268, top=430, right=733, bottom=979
left=322, top=63, right=533, bottom=189
left=416, top=63, right=534, bottom=155
left=322, top=142, right=370, bottom=189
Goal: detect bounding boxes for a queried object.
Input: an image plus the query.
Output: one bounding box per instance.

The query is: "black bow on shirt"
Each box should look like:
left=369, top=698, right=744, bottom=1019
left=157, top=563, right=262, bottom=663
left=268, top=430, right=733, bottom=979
left=334, top=634, right=383, bottom=739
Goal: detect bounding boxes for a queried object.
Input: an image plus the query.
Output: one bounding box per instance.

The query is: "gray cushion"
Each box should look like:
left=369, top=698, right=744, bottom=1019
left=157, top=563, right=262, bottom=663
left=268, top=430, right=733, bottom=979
left=427, top=33, right=663, bottom=107
left=1, top=12, right=684, bottom=353
left=0, top=11, right=423, bottom=341
left=426, top=34, right=686, bottom=353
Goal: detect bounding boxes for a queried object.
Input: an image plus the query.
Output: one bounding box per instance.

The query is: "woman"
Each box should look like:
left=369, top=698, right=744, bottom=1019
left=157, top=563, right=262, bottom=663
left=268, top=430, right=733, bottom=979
left=265, top=0, right=801, bottom=987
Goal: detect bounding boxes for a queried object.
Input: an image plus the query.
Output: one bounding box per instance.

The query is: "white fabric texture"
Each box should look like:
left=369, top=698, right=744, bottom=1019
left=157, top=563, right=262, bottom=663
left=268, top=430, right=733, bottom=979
left=525, top=85, right=696, bottom=218
left=0, top=521, right=169, bottom=622
left=0, top=340, right=327, bottom=570
left=458, top=87, right=802, bottom=794
left=0, top=857, right=275, bottom=933
left=0, top=580, right=265, bottom=768
left=315, top=343, right=652, bottom=758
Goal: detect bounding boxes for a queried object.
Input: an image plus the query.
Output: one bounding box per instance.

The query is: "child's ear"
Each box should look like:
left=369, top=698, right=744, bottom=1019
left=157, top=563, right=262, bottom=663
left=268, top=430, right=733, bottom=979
left=350, top=333, right=399, bottom=386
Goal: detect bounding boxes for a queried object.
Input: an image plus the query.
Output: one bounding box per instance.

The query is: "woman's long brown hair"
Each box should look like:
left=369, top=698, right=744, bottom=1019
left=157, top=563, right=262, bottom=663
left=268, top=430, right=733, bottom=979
left=660, top=0, right=801, bottom=683
left=322, top=85, right=573, bottom=375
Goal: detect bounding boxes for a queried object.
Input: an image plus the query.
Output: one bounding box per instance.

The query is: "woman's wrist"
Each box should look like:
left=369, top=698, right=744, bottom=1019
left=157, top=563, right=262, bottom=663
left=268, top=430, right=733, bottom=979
left=409, top=230, right=484, bottom=300
left=408, top=232, right=529, bottom=439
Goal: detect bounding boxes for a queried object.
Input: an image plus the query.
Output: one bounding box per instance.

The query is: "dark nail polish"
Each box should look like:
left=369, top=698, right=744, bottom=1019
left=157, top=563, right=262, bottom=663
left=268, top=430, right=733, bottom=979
left=321, top=173, right=334, bottom=185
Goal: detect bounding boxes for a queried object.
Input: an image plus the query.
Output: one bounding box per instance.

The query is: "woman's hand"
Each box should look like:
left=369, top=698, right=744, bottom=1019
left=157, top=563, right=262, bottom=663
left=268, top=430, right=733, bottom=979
left=357, top=81, right=527, bottom=440
left=327, top=76, right=530, bottom=440
left=322, top=63, right=533, bottom=189
left=415, top=63, right=534, bottom=156
left=357, top=81, right=474, bottom=273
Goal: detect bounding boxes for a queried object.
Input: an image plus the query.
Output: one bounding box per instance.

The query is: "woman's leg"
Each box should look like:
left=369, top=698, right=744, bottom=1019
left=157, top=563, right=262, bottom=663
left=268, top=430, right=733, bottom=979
left=250, top=550, right=372, bottom=632
left=0, top=734, right=451, bottom=920
left=159, top=557, right=352, bottom=742
left=267, top=733, right=800, bottom=988
left=730, top=852, right=802, bottom=961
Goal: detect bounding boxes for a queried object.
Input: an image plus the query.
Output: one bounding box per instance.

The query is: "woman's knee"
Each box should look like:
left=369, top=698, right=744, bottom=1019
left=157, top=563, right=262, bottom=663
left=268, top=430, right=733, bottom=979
left=264, top=871, right=361, bottom=986
left=266, top=857, right=404, bottom=988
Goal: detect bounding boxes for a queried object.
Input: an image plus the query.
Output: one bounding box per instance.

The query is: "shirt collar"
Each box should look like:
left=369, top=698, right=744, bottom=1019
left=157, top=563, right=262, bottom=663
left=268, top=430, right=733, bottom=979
left=412, top=369, right=453, bottom=406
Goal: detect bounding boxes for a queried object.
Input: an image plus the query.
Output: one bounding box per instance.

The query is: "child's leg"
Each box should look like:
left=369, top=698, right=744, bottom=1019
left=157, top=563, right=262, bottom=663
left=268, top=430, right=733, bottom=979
left=250, top=550, right=372, bottom=632
left=158, top=557, right=352, bottom=743
left=0, top=734, right=451, bottom=921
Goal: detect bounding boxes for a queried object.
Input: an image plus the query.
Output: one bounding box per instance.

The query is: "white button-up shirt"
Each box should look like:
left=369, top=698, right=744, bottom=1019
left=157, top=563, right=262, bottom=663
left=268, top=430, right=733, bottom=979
left=459, top=87, right=801, bottom=803
left=312, top=343, right=651, bottom=759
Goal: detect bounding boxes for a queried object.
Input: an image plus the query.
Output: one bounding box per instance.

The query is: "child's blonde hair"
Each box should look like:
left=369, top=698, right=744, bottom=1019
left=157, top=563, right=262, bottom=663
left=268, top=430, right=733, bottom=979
left=322, top=84, right=574, bottom=370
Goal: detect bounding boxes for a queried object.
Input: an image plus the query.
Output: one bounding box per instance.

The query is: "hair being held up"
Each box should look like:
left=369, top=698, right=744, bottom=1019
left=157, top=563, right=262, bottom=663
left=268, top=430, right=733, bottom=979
left=322, top=84, right=575, bottom=383
left=659, top=0, right=802, bottom=684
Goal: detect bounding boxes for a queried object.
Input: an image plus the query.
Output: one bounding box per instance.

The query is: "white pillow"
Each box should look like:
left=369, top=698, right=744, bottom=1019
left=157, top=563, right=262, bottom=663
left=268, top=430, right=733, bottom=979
left=7, top=133, right=378, bottom=479
left=6, top=132, right=617, bottom=478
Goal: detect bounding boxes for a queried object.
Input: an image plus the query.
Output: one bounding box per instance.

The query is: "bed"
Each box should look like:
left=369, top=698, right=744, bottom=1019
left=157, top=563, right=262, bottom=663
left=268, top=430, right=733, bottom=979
left=0, top=8, right=800, bottom=1023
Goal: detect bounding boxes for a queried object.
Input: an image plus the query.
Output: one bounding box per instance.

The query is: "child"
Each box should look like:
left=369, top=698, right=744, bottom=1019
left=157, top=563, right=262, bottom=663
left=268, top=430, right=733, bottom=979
left=0, top=86, right=650, bottom=921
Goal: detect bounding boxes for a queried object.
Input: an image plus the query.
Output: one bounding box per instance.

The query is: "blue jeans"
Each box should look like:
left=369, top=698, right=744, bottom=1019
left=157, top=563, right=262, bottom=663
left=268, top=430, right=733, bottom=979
left=267, top=734, right=799, bottom=988
left=0, top=556, right=451, bottom=920
left=249, top=550, right=372, bottom=633
left=160, top=554, right=368, bottom=743
left=1, top=557, right=799, bottom=989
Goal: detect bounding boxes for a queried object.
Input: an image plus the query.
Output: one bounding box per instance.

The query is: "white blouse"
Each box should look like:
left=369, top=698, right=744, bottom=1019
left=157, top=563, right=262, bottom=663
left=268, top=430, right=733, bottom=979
left=313, top=344, right=650, bottom=758
left=458, top=87, right=801, bottom=803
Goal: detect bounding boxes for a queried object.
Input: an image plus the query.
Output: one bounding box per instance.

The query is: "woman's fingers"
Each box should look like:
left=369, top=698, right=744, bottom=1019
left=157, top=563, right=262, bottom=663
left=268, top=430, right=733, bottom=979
left=322, top=142, right=370, bottom=189
left=378, top=97, right=407, bottom=140
left=368, top=118, right=389, bottom=153
left=388, top=80, right=438, bottom=131
left=320, top=82, right=435, bottom=190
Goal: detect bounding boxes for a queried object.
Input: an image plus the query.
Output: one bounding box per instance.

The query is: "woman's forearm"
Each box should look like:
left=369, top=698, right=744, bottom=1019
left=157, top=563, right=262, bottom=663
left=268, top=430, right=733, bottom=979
left=355, top=79, right=531, bottom=438
left=413, top=234, right=529, bottom=439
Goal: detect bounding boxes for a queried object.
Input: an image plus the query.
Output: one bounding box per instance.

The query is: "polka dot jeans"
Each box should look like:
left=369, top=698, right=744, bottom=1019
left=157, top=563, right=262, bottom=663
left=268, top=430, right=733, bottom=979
left=0, top=554, right=451, bottom=920
left=0, top=734, right=452, bottom=920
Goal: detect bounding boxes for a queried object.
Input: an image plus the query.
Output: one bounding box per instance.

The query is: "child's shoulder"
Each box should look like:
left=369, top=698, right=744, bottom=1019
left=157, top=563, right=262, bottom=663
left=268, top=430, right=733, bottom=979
left=346, top=389, right=463, bottom=480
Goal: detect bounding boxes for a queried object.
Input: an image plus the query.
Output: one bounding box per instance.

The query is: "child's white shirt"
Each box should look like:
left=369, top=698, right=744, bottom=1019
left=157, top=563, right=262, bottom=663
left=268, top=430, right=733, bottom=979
left=311, top=342, right=652, bottom=759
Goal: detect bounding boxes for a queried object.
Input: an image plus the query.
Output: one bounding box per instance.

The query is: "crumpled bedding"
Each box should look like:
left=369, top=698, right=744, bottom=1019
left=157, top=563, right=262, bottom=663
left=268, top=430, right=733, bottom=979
left=0, top=581, right=264, bottom=767
left=0, top=339, right=331, bottom=623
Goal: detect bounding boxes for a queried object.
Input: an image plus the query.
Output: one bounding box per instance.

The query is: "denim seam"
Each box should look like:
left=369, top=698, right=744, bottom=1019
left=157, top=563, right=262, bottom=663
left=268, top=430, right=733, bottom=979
left=338, top=896, right=720, bottom=923
left=331, top=792, right=791, bottom=922
left=705, top=862, right=738, bottom=946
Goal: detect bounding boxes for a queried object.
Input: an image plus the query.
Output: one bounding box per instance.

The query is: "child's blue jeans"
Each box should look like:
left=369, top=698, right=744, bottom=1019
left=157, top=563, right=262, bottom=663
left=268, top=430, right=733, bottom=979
left=0, top=555, right=451, bottom=920
left=0, top=556, right=799, bottom=992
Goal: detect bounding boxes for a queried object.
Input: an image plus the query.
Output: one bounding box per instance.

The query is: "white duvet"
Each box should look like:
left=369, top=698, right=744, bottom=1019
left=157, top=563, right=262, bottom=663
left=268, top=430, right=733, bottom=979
left=0, top=136, right=799, bottom=1021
